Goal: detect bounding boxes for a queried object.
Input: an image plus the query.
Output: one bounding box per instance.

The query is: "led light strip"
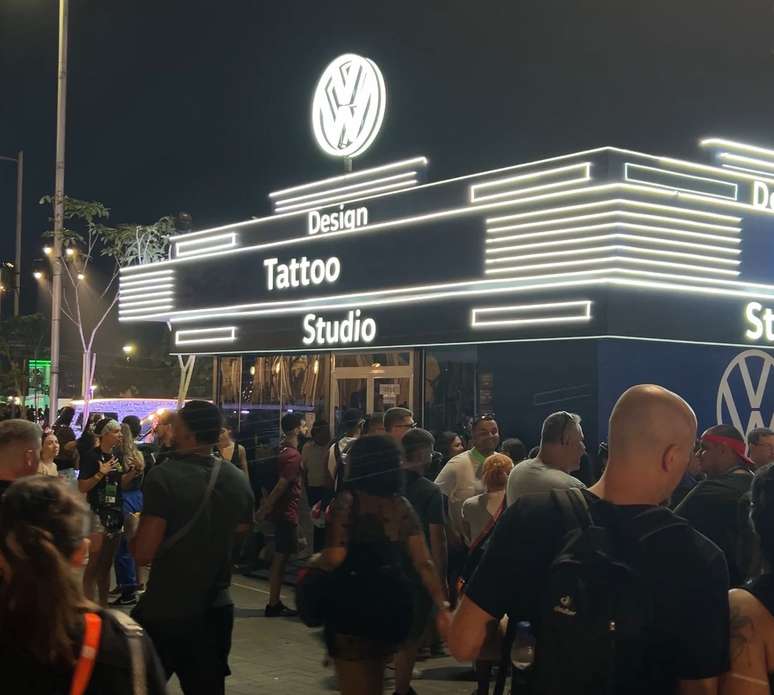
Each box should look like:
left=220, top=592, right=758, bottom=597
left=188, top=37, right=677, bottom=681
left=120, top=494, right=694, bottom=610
left=471, top=301, right=592, bottom=328
left=485, top=255, right=739, bottom=278
left=486, top=221, right=741, bottom=246
left=119, top=283, right=175, bottom=296
left=471, top=177, right=589, bottom=205
left=177, top=261, right=760, bottom=320
left=484, top=244, right=739, bottom=267
left=274, top=179, right=418, bottom=213
left=175, top=326, right=237, bottom=346
left=486, top=209, right=740, bottom=235
left=718, top=152, right=774, bottom=173
left=168, top=335, right=774, bottom=357
left=269, top=157, right=428, bottom=199
left=125, top=181, right=746, bottom=275
left=120, top=270, right=175, bottom=287
left=119, top=296, right=177, bottom=308
left=721, top=163, right=774, bottom=178
left=271, top=171, right=417, bottom=207
left=169, top=143, right=769, bottom=244
left=701, top=138, right=774, bottom=162
left=119, top=264, right=774, bottom=324
left=176, top=233, right=236, bottom=258
left=658, top=156, right=774, bottom=187
left=469, top=163, right=591, bottom=203
left=485, top=232, right=740, bottom=257
left=118, top=304, right=174, bottom=315
left=486, top=197, right=741, bottom=226
left=118, top=290, right=175, bottom=302
left=624, top=163, right=738, bottom=201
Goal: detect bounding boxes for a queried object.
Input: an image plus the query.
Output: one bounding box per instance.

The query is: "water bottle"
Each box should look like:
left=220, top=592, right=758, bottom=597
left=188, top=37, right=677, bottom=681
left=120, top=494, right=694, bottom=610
left=511, top=621, right=535, bottom=671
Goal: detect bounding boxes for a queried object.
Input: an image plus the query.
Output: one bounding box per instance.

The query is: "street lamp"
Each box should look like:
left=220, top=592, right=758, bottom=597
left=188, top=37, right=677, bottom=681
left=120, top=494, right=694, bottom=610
left=76, top=272, right=85, bottom=281
left=122, top=344, right=135, bottom=358
left=49, top=0, right=70, bottom=424
left=0, top=151, right=23, bottom=317
left=33, top=271, right=43, bottom=281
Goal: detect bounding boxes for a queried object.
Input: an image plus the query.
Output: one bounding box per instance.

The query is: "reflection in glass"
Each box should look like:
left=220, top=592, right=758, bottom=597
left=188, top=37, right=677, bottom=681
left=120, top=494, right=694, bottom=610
left=424, top=347, right=476, bottom=437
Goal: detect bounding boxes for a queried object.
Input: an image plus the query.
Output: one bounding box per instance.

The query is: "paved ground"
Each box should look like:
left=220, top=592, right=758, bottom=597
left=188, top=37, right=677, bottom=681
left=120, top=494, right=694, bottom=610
left=164, top=576, right=477, bottom=695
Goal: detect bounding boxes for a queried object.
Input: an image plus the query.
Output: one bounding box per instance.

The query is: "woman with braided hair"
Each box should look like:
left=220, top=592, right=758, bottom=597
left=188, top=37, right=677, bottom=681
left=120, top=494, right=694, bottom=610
left=0, top=476, right=167, bottom=694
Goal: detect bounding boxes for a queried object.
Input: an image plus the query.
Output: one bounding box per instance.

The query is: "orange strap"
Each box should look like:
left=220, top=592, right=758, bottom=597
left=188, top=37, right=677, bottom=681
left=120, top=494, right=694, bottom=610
left=70, top=612, right=102, bottom=695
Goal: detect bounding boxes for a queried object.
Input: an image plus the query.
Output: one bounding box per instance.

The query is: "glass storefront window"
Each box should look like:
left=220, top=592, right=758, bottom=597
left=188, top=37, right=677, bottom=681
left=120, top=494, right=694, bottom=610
left=226, top=353, right=330, bottom=448
left=424, top=347, right=477, bottom=438
left=335, top=351, right=411, bottom=367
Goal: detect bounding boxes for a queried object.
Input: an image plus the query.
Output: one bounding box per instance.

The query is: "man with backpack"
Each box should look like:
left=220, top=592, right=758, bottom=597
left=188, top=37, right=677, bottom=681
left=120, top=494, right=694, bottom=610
left=449, top=385, right=730, bottom=695
left=675, top=424, right=756, bottom=587
left=130, top=401, right=254, bottom=695
left=326, top=408, right=364, bottom=486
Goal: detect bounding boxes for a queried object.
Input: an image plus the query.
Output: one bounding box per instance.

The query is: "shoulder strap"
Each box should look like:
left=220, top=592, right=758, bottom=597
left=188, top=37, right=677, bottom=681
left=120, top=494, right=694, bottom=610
left=157, top=456, right=223, bottom=556
left=70, top=612, right=102, bottom=695
left=552, top=487, right=592, bottom=533
left=333, top=437, right=347, bottom=493
left=110, top=610, right=148, bottom=695
left=469, top=495, right=506, bottom=552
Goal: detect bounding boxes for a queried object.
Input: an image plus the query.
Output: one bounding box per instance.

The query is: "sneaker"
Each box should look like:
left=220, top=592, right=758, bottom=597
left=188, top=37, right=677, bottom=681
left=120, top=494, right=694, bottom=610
left=110, top=593, right=138, bottom=606
left=264, top=601, right=299, bottom=618
left=109, top=586, right=122, bottom=596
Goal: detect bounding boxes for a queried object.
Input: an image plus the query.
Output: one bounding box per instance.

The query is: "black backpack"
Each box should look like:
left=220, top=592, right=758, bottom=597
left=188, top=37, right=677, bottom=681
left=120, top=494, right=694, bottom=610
left=525, top=488, right=687, bottom=695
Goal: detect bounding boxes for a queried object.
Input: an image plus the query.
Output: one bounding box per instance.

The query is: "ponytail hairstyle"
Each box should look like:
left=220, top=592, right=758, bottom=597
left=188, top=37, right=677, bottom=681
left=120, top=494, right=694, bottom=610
left=0, top=477, right=91, bottom=666
left=751, top=463, right=774, bottom=567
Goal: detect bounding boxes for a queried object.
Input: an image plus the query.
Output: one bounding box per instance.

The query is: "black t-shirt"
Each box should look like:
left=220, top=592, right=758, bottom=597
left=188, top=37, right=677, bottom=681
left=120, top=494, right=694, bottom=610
left=53, top=425, right=76, bottom=471
left=0, top=609, right=167, bottom=694
left=133, top=453, right=254, bottom=623
left=78, top=448, right=123, bottom=512
left=674, top=467, right=753, bottom=586
left=465, top=489, right=730, bottom=693
left=404, top=470, right=445, bottom=543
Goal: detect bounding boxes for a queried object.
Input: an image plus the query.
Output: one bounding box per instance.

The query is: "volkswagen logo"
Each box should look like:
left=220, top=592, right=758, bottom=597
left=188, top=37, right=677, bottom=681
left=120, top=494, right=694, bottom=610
left=312, top=54, right=386, bottom=159
left=717, top=349, right=774, bottom=435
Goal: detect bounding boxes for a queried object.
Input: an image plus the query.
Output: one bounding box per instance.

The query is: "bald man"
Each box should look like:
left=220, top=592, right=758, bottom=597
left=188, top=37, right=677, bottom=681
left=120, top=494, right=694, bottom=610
left=449, top=385, right=730, bottom=695
left=0, top=419, right=42, bottom=501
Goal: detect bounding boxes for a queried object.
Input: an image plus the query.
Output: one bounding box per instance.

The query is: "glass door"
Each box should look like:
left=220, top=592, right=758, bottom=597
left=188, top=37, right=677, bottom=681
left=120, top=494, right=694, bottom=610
left=330, top=352, right=414, bottom=431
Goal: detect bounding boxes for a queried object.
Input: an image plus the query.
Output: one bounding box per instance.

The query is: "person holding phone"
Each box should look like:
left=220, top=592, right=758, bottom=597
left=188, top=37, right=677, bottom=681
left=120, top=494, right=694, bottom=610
left=78, top=418, right=126, bottom=606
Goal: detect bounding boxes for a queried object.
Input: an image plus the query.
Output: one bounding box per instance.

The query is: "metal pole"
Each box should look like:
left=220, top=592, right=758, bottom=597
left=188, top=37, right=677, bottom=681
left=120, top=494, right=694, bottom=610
left=13, top=150, right=23, bottom=317
left=50, top=0, right=69, bottom=422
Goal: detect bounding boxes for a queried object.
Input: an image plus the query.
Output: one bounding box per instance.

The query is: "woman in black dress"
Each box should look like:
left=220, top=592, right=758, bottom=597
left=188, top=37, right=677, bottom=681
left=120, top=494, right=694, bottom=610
left=317, top=435, right=451, bottom=695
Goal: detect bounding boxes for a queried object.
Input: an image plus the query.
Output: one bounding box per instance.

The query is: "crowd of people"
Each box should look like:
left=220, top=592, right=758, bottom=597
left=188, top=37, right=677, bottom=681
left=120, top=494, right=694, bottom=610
left=1, top=386, right=774, bottom=694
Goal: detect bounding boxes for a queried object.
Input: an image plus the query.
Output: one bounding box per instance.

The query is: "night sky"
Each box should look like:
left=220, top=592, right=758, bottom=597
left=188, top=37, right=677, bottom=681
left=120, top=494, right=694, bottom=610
left=2, top=0, right=774, bottom=356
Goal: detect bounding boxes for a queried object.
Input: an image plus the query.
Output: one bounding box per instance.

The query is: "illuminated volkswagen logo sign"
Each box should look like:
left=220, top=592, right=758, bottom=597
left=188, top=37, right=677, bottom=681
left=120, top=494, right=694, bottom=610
left=717, top=349, right=774, bottom=435
left=312, top=53, right=386, bottom=159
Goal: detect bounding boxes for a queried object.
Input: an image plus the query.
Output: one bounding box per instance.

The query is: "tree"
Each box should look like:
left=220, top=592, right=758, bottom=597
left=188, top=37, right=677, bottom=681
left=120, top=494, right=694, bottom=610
left=0, top=313, right=49, bottom=402
left=41, top=196, right=174, bottom=422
